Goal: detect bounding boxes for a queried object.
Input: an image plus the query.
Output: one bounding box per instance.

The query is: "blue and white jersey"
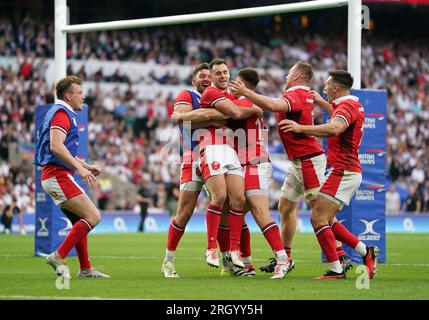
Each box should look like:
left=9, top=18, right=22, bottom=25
left=34, top=100, right=79, bottom=171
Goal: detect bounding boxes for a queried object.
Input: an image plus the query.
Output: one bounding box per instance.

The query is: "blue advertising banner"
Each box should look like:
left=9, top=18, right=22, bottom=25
left=34, top=104, right=88, bottom=257
left=6, top=211, right=429, bottom=235
left=337, top=90, right=387, bottom=263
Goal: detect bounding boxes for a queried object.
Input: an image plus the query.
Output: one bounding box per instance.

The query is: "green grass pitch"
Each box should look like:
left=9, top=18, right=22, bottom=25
left=0, top=232, right=428, bottom=300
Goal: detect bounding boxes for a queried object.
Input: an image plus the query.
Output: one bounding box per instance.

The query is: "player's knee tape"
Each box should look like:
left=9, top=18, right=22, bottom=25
left=280, top=184, right=302, bottom=202
left=303, top=187, right=321, bottom=204
left=246, top=189, right=269, bottom=197
left=179, top=181, right=203, bottom=192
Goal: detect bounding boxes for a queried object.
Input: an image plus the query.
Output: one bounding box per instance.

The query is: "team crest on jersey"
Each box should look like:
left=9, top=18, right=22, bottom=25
left=211, top=161, right=220, bottom=170
left=51, top=191, right=58, bottom=199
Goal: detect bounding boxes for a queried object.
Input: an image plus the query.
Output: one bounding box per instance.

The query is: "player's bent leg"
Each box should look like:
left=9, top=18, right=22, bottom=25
left=225, top=174, right=246, bottom=268
left=46, top=194, right=100, bottom=279
left=246, top=194, right=291, bottom=278
left=163, top=189, right=200, bottom=278
left=204, top=175, right=228, bottom=267
left=60, top=194, right=101, bottom=228
left=278, top=196, right=299, bottom=260
left=311, top=195, right=345, bottom=280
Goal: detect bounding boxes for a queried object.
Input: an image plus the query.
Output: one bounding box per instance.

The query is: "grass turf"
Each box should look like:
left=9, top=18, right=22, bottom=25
left=0, top=232, right=428, bottom=300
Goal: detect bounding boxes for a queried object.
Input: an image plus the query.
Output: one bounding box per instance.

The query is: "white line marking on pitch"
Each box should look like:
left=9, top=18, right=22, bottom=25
left=1, top=254, right=428, bottom=267
left=0, top=295, right=146, bottom=300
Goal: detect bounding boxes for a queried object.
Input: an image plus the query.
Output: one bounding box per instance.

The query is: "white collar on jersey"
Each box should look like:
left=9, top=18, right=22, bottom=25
left=332, top=95, right=359, bottom=105
left=55, top=99, right=77, bottom=115
left=286, top=85, right=310, bottom=92
left=210, top=83, right=230, bottom=94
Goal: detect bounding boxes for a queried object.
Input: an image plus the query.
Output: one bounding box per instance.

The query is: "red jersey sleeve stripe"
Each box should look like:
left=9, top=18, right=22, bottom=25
left=50, top=109, right=71, bottom=132
left=280, top=97, right=292, bottom=112
left=50, top=126, right=68, bottom=134
left=333, top=115, right=350, bottom=127
left=211, top=97, right=226, bottom=107
left=174, top=101, right=192, bottom=106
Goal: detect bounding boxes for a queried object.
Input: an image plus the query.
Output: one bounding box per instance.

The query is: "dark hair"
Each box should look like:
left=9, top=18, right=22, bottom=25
left=192, top=63, right=209, bottom=78
left=328, top=70, right=354, bottom=89
left=56, top=75, right=83, bottom=99
left=208, top=58, right=226, bottom=70
left=294, top=61, right=313, bottom=82
left=237, top=68, right=260, bottom=89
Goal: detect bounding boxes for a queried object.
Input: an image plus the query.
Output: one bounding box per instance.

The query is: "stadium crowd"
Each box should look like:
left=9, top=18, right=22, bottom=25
left=1, top=15, right=429, bottom=221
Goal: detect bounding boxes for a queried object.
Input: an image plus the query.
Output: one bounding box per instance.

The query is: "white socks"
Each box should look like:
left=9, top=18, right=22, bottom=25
left=329, top=261, right=343, bottom=273
left=165, top=249, right=175, bottom=262
left=275, top=250, right=288, bottom=264
left=354, top=242, right=368, bottom=257
left=242, top=256, right=252, bottom=267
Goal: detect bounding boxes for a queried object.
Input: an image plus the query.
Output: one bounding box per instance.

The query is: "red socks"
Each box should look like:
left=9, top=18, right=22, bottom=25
left=75, top=236, right=91, bottom=270
left=240, top=225, right=251, bottom=257
left=57, top=219, right=92, bottom=259
left=167, top=219, right=185, bottom=251
left=217, top=225, right=230, bottom=252
left=206, top=204, right=223, bottom=249
left=336, top=245, right=345, bottom=258
left=330, top=221, right=360, bottom=249
left=314, top=225, right=338, bottom=262
left=261, top=222, right=284, bottom=252
left=228, top=208, right=244, bottom=251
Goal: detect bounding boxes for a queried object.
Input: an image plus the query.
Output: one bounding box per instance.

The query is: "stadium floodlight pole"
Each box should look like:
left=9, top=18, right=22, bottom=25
left=55, top=0, right=361, bottom=86
left=348, top=0, right=362, bottom=89
left=54, top=0, right=67, bottom=83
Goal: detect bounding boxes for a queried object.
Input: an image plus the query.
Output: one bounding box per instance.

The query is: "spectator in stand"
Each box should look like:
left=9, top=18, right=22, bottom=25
left=402, top=185, right=421, bottom=213
left=386, top=184, right=401, bottom=214
left=136, top=179, right=152, bottom=232
left=0, top=196, right=24, bottom=234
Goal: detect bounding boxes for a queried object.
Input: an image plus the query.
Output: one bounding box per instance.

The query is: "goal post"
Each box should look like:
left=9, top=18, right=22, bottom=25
left=54, top=0, right=361, bottom=88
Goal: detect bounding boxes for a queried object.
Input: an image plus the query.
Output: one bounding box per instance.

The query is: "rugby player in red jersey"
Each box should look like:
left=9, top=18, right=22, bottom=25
left=172, top=59, right=262, bottom=270
left=231, top=61, right=336, bottom=274
left=162, top=63, right=215, bottom=277
left=279, top=70, right=379, bottom=280
left=174, top=68, right=291, bottom=279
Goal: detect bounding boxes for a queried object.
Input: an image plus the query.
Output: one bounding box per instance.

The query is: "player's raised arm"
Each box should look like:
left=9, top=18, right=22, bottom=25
left=279, top=116, right=348, bottom=138
left=310, top=90, right=334, bottom=115
left=230, top=79, right=290, bottom=113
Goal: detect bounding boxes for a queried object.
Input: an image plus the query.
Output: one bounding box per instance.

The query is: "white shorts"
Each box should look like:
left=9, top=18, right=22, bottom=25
left=280, top=153, right=326, bottom=203
left=319, top=168, right=362, bottom=207
left=179, top=162, right=204, bottom=191
left=244, top=162, right=272, bottom=197
left=199, top=144, right=244, bottom=181
left=41, top=174, right=85, bottom=206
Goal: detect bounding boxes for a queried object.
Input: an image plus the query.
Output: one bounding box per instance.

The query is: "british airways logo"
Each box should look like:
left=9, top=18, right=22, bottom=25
left=359, top=149, right=385, bottom=165
left=366, top=113, right=385, bottom=121
left=364, top=113, right=385, bottom=129
left=367, top=184, right=386, bottom=192
left=365, top=149, right=385, bottom=157
left=358, top=219, right=381, bottom=241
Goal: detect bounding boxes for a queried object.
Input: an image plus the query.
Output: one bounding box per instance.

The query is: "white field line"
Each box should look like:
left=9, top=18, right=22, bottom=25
left=0, top=295, right=145, bottom=300
left=1, top=254, right=428, bottom=267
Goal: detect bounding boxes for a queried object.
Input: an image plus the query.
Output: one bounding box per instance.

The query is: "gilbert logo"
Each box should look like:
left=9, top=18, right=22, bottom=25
left=37, top=218, right=49, bottom=237
left=358, top=219, right=381, bottom=241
